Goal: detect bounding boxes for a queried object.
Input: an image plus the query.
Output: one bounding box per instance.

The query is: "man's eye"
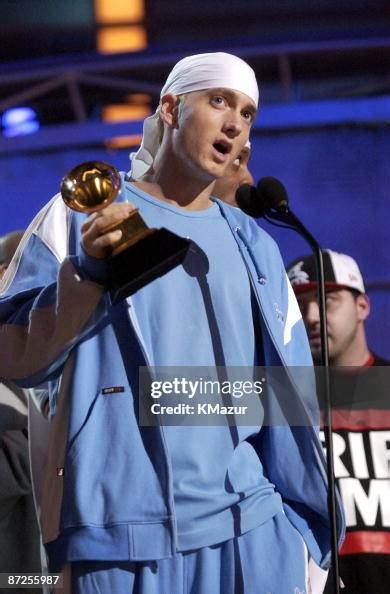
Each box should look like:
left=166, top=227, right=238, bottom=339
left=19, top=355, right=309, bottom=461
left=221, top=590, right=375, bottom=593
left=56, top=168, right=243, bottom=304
left=242, top=110, right=253, bottom=122
left=325, top=295, right=336, bottom=306
left=212, top=96, right=225, bottom=106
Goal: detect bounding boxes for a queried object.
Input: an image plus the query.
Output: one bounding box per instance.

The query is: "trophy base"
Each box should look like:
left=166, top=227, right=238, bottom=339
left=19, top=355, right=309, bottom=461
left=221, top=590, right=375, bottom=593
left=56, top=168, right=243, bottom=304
left=108, top=227, right=191, bottom=303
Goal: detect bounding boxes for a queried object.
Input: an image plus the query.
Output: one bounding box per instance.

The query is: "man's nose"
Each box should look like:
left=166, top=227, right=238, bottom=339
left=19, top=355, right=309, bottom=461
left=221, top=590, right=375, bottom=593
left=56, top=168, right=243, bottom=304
left=222, top=114, right=243, bottom=138
left=305, top=300, right=320, bottom=325
left=240, top=168, right=254, bottom=186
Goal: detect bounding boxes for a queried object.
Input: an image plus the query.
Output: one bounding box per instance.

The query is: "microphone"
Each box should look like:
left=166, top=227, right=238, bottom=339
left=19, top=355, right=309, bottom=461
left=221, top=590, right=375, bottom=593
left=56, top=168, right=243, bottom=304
left=257, top=176, right=289, bottom=213
left=235, top=183, right=265, bottom=218
left=236, top=176, right=314, bottom=244
left=235, top=176, right=289, bottom=218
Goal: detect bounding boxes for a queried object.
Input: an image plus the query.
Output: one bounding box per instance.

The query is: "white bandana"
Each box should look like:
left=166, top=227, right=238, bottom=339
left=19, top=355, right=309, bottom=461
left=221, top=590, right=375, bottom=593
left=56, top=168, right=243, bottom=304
left=129, top=52, right=258, bottom=179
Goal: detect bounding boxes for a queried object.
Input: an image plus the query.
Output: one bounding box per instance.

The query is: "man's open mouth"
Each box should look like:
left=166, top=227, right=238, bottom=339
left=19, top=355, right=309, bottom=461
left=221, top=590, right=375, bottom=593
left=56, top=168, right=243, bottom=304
left=213, top=141, right=232, bottom=156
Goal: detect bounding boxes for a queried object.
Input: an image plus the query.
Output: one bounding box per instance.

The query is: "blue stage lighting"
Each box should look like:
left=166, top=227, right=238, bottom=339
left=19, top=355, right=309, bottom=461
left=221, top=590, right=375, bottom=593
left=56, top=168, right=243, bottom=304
left=1, top=107, right=40, bottom=137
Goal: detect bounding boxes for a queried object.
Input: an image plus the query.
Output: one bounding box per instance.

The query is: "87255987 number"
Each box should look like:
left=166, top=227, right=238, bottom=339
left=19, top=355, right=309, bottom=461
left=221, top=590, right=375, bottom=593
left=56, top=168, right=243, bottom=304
left=0, top=574, right=63, bottom=589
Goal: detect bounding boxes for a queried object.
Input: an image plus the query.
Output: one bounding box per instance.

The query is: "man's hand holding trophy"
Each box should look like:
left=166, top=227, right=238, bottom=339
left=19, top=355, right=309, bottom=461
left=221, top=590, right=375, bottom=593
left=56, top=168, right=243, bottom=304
left=61, top=160, right=190, bottom=303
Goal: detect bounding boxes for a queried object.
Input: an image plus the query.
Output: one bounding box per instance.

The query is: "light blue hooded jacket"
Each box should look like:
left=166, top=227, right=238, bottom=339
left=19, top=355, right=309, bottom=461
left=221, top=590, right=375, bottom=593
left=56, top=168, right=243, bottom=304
left=0, top=180, right=344, bottom=571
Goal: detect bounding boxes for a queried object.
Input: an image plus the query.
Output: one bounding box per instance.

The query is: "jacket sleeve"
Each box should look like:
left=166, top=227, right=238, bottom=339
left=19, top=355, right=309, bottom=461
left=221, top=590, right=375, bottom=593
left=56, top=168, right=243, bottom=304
left=0, top=196, right=110, bottom=387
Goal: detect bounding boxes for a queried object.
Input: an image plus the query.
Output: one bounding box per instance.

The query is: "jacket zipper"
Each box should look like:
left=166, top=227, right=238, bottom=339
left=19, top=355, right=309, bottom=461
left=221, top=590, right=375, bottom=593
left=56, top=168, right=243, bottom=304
left=125, top=296, right=178, bottom=551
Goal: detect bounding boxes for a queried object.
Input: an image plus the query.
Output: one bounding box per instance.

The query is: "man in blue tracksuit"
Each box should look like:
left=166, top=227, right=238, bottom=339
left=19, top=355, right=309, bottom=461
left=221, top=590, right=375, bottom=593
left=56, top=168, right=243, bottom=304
left=0, top=52, right=344, bottom=593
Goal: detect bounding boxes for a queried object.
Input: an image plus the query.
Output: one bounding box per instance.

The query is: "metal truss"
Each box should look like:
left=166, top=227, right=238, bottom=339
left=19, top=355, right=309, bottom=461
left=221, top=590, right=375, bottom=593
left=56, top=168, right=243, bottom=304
left=0, top=36, right=390, bottom=153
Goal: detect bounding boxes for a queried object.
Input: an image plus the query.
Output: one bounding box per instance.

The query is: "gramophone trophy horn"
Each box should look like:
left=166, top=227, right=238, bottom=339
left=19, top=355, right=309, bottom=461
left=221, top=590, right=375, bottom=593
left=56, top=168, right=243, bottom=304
left=61, top=160, right=190, bottom=302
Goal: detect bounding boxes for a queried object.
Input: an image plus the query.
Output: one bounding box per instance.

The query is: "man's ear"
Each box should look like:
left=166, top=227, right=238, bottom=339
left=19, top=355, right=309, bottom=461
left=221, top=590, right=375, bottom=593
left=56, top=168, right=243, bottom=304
left=160, top=93, right=180, bottom=128
left=356, top=293, right=370, bottom=322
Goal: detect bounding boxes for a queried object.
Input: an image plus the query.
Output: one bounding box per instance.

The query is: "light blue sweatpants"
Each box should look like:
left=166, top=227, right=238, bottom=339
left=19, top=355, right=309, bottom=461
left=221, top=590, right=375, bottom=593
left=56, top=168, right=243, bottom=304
left=66, top=512, right=308, bottom=594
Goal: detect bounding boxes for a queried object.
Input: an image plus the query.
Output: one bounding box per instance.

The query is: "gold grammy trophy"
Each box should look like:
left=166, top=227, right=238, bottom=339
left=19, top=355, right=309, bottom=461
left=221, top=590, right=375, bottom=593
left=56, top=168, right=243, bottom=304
left=61, top=161, right=190, bottom=303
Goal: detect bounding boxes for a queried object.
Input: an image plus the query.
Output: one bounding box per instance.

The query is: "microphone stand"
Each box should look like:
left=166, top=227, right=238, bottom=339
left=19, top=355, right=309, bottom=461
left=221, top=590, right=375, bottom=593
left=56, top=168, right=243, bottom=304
left=264, top=205, right=341, bottom=594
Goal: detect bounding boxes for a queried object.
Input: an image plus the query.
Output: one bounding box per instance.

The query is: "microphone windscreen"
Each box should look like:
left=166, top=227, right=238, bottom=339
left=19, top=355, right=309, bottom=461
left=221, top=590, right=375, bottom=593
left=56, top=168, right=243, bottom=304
left=257, top=177, right=288, bottom=210
left=235, top=184, right=266, bottom=218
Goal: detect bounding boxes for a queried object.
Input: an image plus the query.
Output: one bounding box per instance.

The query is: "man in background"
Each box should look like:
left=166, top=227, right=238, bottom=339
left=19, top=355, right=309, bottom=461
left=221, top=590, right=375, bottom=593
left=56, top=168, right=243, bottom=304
left=288, top=249, right=390, bottom=594
left=0, top=230, right=43, bottom=592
